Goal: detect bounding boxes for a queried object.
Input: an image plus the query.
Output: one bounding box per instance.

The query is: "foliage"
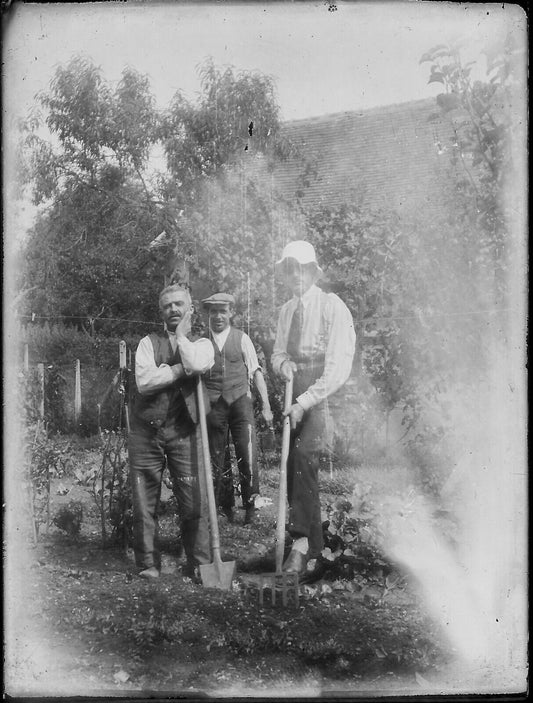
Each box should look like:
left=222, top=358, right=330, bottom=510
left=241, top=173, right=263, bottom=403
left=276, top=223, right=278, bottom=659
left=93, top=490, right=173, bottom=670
left=19, top=322, right=141, bottom=368
left=315, top=487, right=394, bottom=582
left=53, top=501, right=84, bottom=536
left=43, top=366, right=70, bottom=434
left=20, top=366, right=44, bottom=426
left=404, top=422, right=453, bottom=496
left=19, top=323, right=142, bottom=435
left=162, top=58, right=286, bottom=191
left=16, top=42, right=522, bottom=508
left=17, top=57, right=176, bottom=330
left=21, top=443, right=456, bottom=687
left=302, top=32, right=521, bottom=482
left=304, top=201, right=434, bottom=432
left=17, top=56, right=289, bottom=326
left=180, top=171, right=303, bottom=342
left=306, top=203, right=403, bottom=324
left=87, top=430, right=132, bottom=548
left=19, top=361, right=75, bottom=535
left=24, top=423, right=74, bottom=536
left=420, top=35, right=525, bottom=307
left=64, top=429, right=132, bottom=547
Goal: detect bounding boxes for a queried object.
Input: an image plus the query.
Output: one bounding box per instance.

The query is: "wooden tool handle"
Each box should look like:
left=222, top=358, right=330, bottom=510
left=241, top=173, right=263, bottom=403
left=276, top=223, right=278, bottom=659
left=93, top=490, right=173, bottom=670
left=275, top=377, right=293, bottom=572
left=196, top=376, right=222, bottom=562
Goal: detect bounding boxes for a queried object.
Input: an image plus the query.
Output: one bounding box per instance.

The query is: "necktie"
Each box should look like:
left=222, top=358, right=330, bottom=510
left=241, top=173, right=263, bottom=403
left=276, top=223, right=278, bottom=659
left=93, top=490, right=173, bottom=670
left=287, top=298, right=304, bottom=359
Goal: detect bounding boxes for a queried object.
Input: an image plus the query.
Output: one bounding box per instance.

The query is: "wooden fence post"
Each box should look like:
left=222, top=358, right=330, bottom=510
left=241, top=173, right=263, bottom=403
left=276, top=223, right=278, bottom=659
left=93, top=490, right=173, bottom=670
left=37, top=363, right=45, bottom=422
left=119, top=340, right=127, bottom=369
left=119, top=341, right=130, bottom=433
left=74, top=359, right=81, bottom=422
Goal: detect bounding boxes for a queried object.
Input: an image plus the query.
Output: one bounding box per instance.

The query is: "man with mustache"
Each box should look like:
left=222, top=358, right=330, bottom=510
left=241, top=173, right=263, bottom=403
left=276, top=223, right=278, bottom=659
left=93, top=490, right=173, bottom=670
left=129, top=284, right=214, bottom=579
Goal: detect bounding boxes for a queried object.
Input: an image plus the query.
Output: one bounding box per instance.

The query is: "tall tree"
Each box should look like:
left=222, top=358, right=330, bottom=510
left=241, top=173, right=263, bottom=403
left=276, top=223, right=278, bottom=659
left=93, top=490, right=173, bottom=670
left=419, top=33, right=526, bottom=308
left=17, top=56, right=288, bottom=332
left=18, top=57, right=174, bottom=333
left=158, top=58, right=290, bottom=290
left=161, top=58, right=283, bottom=190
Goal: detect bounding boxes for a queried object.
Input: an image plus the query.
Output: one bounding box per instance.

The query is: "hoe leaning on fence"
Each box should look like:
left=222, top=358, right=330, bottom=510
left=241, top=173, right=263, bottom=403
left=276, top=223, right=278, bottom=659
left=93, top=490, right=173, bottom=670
left=196, top=376, right=237, bottom=590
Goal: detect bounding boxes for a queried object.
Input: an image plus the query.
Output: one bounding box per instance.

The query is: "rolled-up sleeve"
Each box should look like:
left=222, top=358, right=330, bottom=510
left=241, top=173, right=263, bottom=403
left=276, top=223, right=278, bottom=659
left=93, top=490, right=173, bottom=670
left=135, top=335, right=214, bottom=395
left=135, top=336, right=181, bottom=395
left=177, top=335, right=214, bottom=375
left=241, top=334, right=260, bottom=380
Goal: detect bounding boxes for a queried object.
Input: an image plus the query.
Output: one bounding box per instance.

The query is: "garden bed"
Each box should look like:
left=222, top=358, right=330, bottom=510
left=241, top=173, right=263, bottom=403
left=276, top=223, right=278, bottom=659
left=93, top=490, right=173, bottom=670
left=7, top=434, right=484, bottom=697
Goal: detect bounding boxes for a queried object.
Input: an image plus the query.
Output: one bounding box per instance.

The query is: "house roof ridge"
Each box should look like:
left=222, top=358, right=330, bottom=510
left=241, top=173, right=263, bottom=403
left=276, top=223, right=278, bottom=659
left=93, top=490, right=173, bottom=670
left=282, top=97, right=437, bottom=126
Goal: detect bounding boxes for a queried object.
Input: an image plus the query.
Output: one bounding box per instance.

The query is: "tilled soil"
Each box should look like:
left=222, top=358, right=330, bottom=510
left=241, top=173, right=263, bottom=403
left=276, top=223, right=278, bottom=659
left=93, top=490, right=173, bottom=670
left=6, top=465, right=465, bottom=697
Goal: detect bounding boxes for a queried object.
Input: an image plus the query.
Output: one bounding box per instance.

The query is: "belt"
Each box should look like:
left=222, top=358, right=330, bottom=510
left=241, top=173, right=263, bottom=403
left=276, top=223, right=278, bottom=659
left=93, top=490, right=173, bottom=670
left=294, top=357, right=325, bottom=371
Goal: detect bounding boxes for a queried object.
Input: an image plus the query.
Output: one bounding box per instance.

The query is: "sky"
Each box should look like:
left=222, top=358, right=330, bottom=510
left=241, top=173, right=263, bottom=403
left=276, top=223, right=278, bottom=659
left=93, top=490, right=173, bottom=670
left=3, top=1, right=525, bottom=240
left=3, top=1, right=524, bottom=123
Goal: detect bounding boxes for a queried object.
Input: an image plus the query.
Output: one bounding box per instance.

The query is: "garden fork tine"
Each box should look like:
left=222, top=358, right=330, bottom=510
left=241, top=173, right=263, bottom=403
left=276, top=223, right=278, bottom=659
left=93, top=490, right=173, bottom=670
left=257, top=378, right=299, bottom=607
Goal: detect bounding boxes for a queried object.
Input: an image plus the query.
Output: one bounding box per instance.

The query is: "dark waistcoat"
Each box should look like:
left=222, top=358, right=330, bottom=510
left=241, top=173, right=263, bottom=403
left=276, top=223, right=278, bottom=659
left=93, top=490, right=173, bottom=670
left=204, top=327, right=249, bottom=405
left=132, top=332, right=202, bottom=428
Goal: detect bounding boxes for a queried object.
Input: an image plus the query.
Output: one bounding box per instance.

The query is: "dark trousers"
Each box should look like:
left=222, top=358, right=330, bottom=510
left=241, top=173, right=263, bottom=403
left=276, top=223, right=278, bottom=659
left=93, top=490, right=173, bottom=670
left=128, top=420, right=211, bottom=569
left=206, top=394, right=258, bottom=510
left=287, top=400, right=334, bottom=558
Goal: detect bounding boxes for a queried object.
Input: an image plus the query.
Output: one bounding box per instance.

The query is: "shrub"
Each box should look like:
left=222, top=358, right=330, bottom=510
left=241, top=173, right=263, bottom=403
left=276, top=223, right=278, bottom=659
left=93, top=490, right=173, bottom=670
left=52, top=501, right=84, bottom=536
left=80, top=430, right=132, bottom=548
left=316, top=488, right=393, bottom=582
left=24, top=425, right=74, bottom=536
left=405, top=422, right=454, bottom=496
left=19, top=322, right=141, bottom=369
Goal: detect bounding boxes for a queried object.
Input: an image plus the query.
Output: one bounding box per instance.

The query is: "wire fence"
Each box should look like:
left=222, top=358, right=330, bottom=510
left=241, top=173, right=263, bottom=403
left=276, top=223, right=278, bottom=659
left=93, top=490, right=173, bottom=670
left=18, top=300, right=518, bottom=444
left=17, top=306, right=516, bottom=327
left=21, top=341, right=132, bottom=435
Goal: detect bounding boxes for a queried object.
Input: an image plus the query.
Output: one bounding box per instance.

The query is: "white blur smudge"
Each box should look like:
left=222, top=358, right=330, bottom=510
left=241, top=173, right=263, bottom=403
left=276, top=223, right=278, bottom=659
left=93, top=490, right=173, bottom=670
left=371, top=337, right=527, bottom=692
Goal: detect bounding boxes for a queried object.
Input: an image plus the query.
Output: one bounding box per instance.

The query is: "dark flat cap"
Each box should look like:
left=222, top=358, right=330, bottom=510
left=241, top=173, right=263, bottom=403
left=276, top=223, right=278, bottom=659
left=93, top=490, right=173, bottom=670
left=201, top=292, right=235, bottom=308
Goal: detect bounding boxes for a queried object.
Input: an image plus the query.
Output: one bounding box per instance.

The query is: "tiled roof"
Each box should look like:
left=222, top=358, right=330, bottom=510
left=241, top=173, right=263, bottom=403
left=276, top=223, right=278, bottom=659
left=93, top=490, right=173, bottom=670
left=242, top=97, right=459, bottom=215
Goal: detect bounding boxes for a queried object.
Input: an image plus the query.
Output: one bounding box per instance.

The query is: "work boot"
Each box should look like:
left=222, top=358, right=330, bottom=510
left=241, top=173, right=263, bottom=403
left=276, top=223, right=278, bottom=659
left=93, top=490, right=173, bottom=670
left=220, top=506, right=234, bottom=523
left=282, top=550, right=308, bottom=576
left=181, top=562, right=202, bottom=583
left=244, top=507, right=259, bottom=526
left=138, top=566, right=160, bottom=580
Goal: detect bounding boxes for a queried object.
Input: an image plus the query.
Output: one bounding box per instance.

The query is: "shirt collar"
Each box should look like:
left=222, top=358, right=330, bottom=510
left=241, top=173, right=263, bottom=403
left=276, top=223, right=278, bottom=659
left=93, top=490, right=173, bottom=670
left=293, top=283, right=319, bottom=308
left=210, top=325, right=231, bottom=346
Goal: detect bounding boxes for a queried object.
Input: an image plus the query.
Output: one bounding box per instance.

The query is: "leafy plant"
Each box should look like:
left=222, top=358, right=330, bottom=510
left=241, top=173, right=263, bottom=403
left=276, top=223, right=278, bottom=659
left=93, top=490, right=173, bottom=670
left=24, top=424, right=73, bottom=537
left=84, top=430, right=132, bottom=548
left=316, top=489, right=393, bottom=582
left=52, top=501, right=84, bottom=536
left=420, top=36, right=525, bottom=309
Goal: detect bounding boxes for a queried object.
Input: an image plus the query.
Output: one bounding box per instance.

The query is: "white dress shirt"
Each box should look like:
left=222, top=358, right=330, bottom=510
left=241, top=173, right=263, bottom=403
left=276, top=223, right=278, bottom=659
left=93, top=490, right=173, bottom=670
left=135, top=331, right=214, bottom=395
left=272, top=284, right=356, bottom=411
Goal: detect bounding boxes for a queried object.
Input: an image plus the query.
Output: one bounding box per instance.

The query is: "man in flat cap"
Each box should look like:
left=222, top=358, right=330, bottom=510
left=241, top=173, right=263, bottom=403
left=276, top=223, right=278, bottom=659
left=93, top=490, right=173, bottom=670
left=202, top=292, right=273, bottom=525
left=128, top=284, right=214, bottom=579
left=272, top=241, right=356, bottom=575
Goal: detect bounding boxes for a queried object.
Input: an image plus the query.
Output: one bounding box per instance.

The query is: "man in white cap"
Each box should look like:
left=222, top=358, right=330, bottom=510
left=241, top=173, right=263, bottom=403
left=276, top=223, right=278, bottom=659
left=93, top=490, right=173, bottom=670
left=272, top=241, right=356, bottom=575
left=202, top=292, right=273, bottom=525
